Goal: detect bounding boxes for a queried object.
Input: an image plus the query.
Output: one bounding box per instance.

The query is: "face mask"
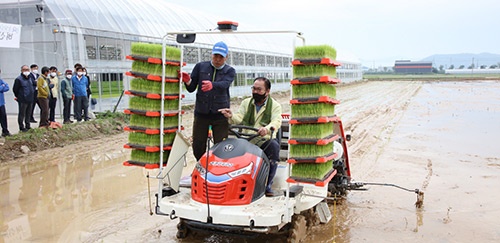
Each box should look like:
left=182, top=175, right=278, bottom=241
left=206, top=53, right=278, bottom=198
left=66, top=75, right=72, bottom=79
left=23, top=71, right=31, bottom=76
left=77, top=72, right=84, bottom=76
left=83, top=72, right=87, bottom=76
left=252, top=93, right=267, bottom=103
left=50, top=72, right=57, bottom=77
left=32, top=70, right=39, bottom=74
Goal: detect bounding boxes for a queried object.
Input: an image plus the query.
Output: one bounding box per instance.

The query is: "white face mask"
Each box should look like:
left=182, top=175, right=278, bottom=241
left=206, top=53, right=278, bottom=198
left=66, top=75, right=72, bottom=79
left=23, top=71, right=31, bottom=76
left=50, top=72, right=57, bottom=77
left=32, top=69, right=39, bottom=74
left=77, top=72, right=84, bottom=76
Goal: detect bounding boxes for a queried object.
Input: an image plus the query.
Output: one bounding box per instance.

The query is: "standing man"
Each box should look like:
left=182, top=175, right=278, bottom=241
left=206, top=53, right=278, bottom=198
left=13, top=65, right=35, bottom=132
left=71, top=66, right=89, bottom=122
left=37, top=66, right=51, bottom=128
left=60, top=69, right=74, bottom=124
left=48, top=66, right=59, bottom=122
left=179, top=41, right=235, bottom=161
left=219, top=77, right=282, bottom=196
left=29, top=64, right=40, bottom=123
left=0, top=68, right=11, bottom=136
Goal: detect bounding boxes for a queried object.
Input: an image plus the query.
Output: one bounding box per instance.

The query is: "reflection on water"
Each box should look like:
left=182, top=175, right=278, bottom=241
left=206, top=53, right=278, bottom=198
left=0, top=148, right=133, bottom=242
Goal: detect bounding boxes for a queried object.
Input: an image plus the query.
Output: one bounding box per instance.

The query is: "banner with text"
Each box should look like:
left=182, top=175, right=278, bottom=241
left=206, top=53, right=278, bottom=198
left=0, top=22, right=22, bottom=48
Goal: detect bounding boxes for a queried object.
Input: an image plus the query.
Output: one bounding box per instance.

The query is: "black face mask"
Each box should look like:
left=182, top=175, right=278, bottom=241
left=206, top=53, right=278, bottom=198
left=252, top=93, right=267, bottom=103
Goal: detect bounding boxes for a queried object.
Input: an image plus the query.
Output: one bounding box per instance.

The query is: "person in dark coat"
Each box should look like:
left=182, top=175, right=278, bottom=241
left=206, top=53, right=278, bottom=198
left=13, top=65, right=35, bottom=132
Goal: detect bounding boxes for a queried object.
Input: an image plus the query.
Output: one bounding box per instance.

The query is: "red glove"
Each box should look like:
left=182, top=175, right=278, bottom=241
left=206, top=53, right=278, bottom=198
left=177, top=70, right=190, bottom=83
left=201, top=80, right=213, bottom=92
left=72, top=94, right=75, bottom=100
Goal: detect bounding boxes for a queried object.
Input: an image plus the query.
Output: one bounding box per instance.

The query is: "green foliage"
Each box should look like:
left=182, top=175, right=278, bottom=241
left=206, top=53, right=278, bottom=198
left=130, top=150, right=168, bottom=164
left=130, top=42, right=181, bottom=60
left=289, top=142, right=333, bottom=158
left=291, top=160, right=334, bottom=179
left=292, top=83, right=336, bottom=98
left=129, top=114, right=179, bottom=129
left=130, top=78, right=179, bottom=94
left=291, top=103, right=335, bottom=118
left=131, top=61, right=179, bottom=77
left=290, top=122, right=333, bottom=139
left=128, top=96, right=179, bottom=111
left=293, top=65, right=337, bottom=78
left=294, top=45, right=337, bottom=60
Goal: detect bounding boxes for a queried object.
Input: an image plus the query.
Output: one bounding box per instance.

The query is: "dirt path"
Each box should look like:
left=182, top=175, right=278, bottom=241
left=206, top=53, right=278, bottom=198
left=2, top=80, right=500, bottom=242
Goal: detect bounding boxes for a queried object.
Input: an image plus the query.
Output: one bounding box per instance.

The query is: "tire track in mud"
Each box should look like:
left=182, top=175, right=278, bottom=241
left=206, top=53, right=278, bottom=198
left=335, top=81, right=423, bottom=179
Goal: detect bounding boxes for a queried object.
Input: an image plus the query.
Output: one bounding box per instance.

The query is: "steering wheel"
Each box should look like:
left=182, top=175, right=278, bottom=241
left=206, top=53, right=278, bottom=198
left=229, top=125, right=261, bottom=142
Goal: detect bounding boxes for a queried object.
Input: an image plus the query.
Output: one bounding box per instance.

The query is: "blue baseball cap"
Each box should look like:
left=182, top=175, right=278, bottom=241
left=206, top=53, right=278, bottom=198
left=212, top=41, right=228, bottom=57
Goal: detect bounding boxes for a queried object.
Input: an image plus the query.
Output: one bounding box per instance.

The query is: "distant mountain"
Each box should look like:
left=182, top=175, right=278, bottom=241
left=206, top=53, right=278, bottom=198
left=420, top=53, right=500, bottom=69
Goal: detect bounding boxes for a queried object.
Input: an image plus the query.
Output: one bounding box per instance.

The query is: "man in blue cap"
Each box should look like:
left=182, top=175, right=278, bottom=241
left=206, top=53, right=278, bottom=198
left=178, top=41, right=236, bottom=161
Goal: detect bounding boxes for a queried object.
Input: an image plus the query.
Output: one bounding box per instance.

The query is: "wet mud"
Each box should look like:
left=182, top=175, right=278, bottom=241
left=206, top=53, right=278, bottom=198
left=1, top=80, right=499, bottom=242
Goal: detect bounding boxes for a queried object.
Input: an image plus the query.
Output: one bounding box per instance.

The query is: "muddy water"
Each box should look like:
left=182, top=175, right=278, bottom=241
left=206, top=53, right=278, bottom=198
left=1, top=81, right=499, bottom=243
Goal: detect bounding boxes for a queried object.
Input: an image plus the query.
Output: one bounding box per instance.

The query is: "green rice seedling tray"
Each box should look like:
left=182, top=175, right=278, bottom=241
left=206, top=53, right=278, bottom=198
left=130, top=42, right=181, bottom=60
left=290, top=122, right=333, bottom=140
left=126, top=71, right=179, bottom=83
left=287, top=167, right=336, bottom=187
left=292, top=58, right=341, bottom=66
left=289, top=142, right=334, bottom=158
left=293, top=65, right=337, bottom=79
left=130, top=78, right=179, bottom=94
left=288, top=134, right=340, bottom=145
left=289, top=115, right=340, bottom=125
left=290, top=96, right=339, bottom=105
left=127, top=132, right=176, bottom=146
left=129, top=114, right=180, bottom=129
left=291, top=102, right=335, bottom=118
left=294, top=45, right=337, bottom=60
left=126, top=55, right=185, bottom=66
left=128, top=96, right=179, bottom=111
left=290, top=76, right=341, bottom=85
left=287, top=152, right=337, bottom=164
left=292, top=83, right=336, bottom=99
left=124, top=126, right=183, bottom=135
left=125, top=90, right=184, bottom=100
left=124, top=143, right=173, bottom=152
left=124, top=109, right=184, bottom=117
left=131, top=60, right=180, bottom=77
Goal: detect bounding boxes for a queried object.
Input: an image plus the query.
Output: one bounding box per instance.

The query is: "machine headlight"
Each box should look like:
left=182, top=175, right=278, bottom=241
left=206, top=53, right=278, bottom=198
left=228, top=162, right=253, bottom=178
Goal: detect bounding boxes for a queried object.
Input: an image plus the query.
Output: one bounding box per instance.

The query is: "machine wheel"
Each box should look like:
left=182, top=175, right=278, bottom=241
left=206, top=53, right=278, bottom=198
left=176, top=220, right=189, bottom=239
left=288, top=215, right=307, bottom=243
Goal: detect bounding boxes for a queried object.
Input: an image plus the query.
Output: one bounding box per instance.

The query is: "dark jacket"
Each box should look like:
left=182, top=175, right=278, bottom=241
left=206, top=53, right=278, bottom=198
left=185, top=61, right=235, bottom=119
left=13, top=73, right=35, bottom=103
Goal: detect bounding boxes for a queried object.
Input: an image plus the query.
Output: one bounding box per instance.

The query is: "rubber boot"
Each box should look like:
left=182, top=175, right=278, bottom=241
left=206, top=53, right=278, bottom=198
left=265, top=160, right=278, bottom=196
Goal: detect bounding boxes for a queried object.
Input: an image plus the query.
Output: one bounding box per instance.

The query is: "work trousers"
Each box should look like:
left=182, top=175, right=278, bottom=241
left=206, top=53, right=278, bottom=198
left=74, top=96, right=89, bottom=121
left=192, top=116, right=229, bottom=161
left=38, top=97, right=49, bottom=127
left=49, top=97, right=57, bottom=122
left=63, top=97, right=72, bottom=122
left=0, top=105, right=8, bottom=134
left=18, top=102, right=32, bottom=130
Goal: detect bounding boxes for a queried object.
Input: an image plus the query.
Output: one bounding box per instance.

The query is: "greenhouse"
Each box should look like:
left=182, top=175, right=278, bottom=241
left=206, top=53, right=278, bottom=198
left=0, top=0, right=362, bottom=113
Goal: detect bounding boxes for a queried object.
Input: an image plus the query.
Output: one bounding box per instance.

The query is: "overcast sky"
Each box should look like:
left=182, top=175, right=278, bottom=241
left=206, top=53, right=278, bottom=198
left=173, top=0, right=499, bottom=67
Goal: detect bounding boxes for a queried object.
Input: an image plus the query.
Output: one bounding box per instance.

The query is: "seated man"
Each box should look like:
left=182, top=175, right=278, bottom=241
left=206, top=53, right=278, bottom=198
left=219, top=77, right=282, bottom=196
